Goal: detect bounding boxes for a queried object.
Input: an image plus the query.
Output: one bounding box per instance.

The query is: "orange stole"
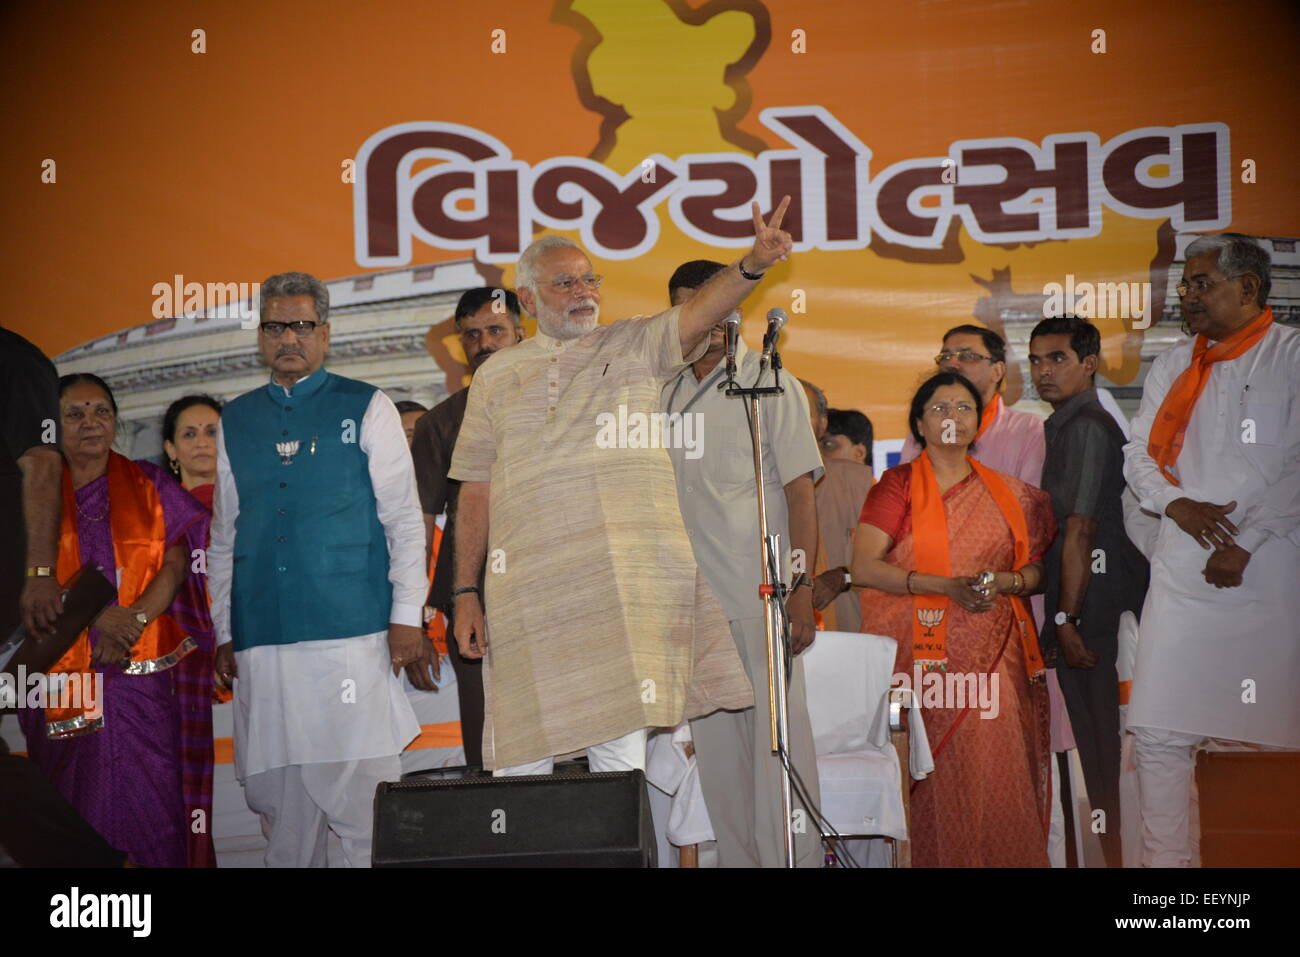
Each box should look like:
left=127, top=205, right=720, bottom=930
left=48, top=453, right=195, bottom=738
left=425, top=523, right=448, bottom=655
left=908, top=454, right=1045, bottom=681
left=976, top=393, right=1001, bottom=441
left=969, top=459, right=1045, bottom=682
left=1147, top=307, right=1274, bottom=484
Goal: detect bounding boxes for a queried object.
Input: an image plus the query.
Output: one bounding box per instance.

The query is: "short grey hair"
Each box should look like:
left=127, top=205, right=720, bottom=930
left=1185, top=233, right=1271, bottom=306
left=260, top=271, right=330, bottom=323
left=515, top=236, right=582, bottom=292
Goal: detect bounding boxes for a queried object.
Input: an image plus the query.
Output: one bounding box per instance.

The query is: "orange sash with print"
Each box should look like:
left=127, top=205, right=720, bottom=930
left=1147, top=307, right=1273, bottom=484
left=909, top=453, right=1045, bottom=680
left=47, top=453, right=195, bottom=738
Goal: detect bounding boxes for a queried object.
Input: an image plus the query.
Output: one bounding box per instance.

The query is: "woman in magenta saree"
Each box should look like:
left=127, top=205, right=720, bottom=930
left=19, top=375, right=215, bottom=868
left=852, top=372, right=1057, bottom=867
left=162, top=393, right=226, bottom=869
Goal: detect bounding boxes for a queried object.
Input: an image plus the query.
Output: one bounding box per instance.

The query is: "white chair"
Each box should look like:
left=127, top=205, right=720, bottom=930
left=802, top=631, right=932, bottom=867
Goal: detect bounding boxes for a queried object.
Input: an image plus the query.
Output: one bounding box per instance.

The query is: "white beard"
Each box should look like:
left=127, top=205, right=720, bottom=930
left=536, top=298, right=600, bottom=340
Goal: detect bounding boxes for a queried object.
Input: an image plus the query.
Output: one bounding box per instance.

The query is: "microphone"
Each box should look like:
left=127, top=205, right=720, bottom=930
left=759, top=308, right=788, bottom=368
left=723, top=311, right=740, bottom=381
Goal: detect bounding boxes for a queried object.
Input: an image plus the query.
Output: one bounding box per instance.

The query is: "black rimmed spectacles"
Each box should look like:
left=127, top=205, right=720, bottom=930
left=260, top=321, right=325, bottom=337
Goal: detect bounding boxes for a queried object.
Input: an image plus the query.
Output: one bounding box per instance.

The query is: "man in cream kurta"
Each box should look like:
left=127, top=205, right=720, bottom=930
left=449, top=301, right=752, bottom=770
left=449, top=204, right=794, bottom=773
left=1123, top=234, right=1300, bottom=867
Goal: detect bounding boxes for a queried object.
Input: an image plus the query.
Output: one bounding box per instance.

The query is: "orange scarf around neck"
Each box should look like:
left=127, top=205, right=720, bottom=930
left=976, top=393, right=1001, bottom=441
left=47, top=453, right=194, bottom=738
left=909, top=452, right=1044, bottom=681
left=1147, top=307, right=1273, bottom=484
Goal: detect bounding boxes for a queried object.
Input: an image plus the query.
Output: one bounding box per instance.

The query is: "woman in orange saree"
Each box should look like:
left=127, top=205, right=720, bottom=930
left=852, top=372, right=1057, bottom=867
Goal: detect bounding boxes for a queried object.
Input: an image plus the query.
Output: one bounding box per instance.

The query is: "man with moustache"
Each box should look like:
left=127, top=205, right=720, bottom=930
left=1030, top=314, right=1149, bottom=868
left=410, top=287, right=524, bottom=769
left=659, top=259, right=823, bottom=867
left=449, top=203, right=792, bottom=779
left=208, top=271, right=429, bottom=867
left=1123, top=234, right=1300, bottom=867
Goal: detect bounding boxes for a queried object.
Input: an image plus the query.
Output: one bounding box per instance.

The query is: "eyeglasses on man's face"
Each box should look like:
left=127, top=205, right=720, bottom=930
left=935, top=349, right=993, bottom=365
left=926, top=401, right=977, bottom=417
left=545, top=274, right=603, bottom=293
left=1175, top=275, right=1235, bottom=298
left=260, top=320, right=325, bottom=338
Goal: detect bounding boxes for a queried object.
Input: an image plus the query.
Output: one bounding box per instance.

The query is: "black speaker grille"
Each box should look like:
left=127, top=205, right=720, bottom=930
left=373, top=769, right=655, bottom=867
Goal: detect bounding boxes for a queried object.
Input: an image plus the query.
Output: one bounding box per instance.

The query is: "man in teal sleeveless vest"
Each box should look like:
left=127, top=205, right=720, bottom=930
left=208, top=272, right=430, bottom=867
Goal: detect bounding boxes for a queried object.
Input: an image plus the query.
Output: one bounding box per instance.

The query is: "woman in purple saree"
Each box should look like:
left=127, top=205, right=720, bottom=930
left=19, top=374, right=215, bottom=867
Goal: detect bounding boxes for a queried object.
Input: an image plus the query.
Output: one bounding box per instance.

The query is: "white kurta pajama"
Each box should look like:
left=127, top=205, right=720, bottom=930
left=1123, top=320, right=1300, bottom=865
left=209, top=385, right=424, bottom=867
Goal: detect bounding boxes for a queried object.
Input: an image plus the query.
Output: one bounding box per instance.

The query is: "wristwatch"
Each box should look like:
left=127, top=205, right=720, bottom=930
left=134, top=611, right=150, bottom=626
left=1054, top=611, right=1082, bottom=627
left=25, top=565, right=54, bottom=577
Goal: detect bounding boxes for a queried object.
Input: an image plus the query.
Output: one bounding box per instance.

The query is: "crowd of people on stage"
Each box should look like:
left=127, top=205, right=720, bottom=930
left=1, top=220, right=1296, bottom=869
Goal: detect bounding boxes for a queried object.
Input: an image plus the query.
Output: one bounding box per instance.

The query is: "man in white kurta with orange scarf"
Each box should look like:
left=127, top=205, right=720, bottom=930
left=1123, top=233, right=1300, bottom=867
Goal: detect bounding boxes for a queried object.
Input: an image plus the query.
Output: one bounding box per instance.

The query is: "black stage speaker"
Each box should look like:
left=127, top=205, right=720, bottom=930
left=373, top=770, right=657, bottom=867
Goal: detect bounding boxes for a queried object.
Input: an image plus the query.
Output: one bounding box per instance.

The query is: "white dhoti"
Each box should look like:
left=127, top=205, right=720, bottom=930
left=243, top=756, right=402, bottom=867
left=232, top=631, right=420, bottom=868
left=1132, top=726, right=1202, bottom=868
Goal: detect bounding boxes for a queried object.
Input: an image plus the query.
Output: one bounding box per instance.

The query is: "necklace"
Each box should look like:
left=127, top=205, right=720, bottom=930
left=76, top=498, right=108, bottom=522
left=74, top=468, right=109, bottom=522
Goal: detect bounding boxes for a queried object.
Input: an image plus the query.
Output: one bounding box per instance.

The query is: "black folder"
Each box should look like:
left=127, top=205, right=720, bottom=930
left=0, top=564, right=117, bottom=689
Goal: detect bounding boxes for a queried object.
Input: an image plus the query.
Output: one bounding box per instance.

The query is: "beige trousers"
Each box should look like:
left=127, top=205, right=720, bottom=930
left=690, top=617, right=822, bottom=868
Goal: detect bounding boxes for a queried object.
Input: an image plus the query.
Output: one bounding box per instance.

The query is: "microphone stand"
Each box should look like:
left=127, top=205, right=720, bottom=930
left=724, top=350, right=796, bottom=868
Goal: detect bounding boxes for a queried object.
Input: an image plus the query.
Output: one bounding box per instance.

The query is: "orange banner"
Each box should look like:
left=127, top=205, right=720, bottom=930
left=5, top=0, right=1296, bottom=457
